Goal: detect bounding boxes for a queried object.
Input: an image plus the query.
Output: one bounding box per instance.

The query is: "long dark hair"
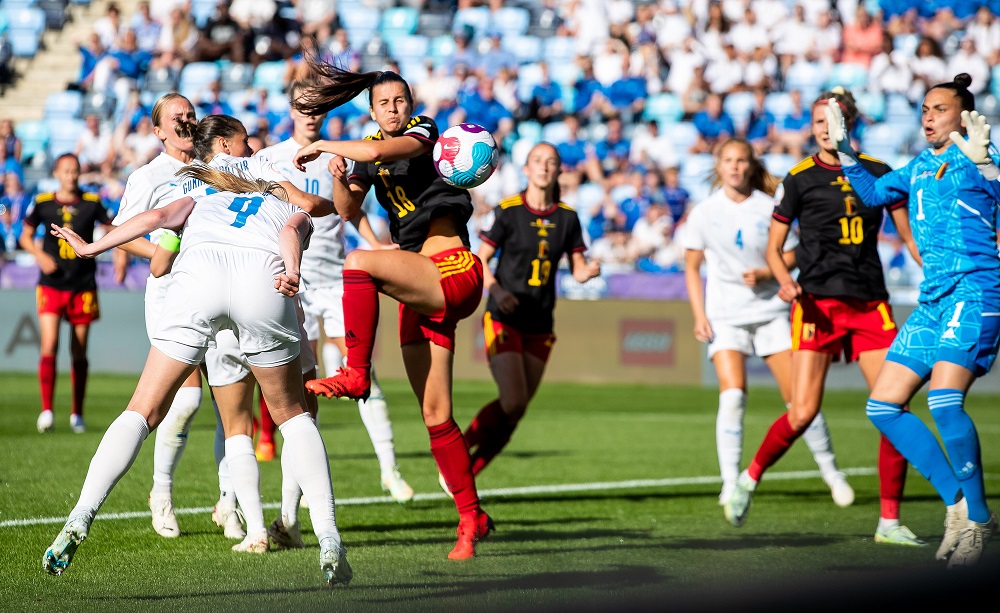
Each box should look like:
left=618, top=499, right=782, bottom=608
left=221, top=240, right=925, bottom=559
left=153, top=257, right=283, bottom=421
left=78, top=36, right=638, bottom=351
left=929, top=73, right=975, bottom=112
left=291, top=45, right=412, bottom=116
left=175, top=115, right=246, bottom=162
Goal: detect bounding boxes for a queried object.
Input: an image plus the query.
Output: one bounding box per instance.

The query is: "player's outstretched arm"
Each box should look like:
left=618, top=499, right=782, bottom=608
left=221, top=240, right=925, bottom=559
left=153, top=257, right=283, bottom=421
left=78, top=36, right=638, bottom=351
left=949, top=110, right=1000, bottom=180
left=50, top=196, right=195, bottom=257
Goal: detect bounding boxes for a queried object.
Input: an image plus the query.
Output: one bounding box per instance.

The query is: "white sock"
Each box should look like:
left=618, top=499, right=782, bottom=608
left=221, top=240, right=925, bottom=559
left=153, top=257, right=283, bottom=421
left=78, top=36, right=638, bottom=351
left=151, top=386, right=202, bottom=495
left=801, top=409, right=841, bottom=480
left=213, top=402, right=235, bottom=504
left=359, top=367, right=397, bottom=475
left=878, top=517, right=899, bottom=532
left=225, top=435, right=265, bottom=534
left=70, top=411, right=150, bottom=519
left=280, top=438, right=303, bottom=524
left=322, top=343, right=343, bottom=378
left=716, top=389, right=746, bottom=488
left=278, top=413, right=340, bottom=545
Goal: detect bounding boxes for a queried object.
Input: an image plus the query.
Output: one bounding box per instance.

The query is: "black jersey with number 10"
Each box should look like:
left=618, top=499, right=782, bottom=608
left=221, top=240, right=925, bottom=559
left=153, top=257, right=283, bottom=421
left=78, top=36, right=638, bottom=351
left=480, top=194, right=588, bottom=334
left=347, top=115, right=474, bottom=252
left=772, top=154, right=904, bottom=301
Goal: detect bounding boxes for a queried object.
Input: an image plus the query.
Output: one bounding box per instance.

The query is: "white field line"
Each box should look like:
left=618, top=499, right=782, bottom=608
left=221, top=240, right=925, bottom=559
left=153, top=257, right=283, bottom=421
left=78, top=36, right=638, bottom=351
left=6, top=466, right=999, bottom=529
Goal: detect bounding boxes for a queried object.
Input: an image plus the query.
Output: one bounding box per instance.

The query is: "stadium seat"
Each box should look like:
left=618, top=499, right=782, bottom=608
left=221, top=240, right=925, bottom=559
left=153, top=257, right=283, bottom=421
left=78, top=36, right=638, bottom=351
left=763, top=92, right=793, bottom=121
left=642, top=93, right=684, bottom=125
left=178, top=61, right=221, bottom=100
left=517, top=120, right=543, bottom=143
left=141, top=66, right=179, bottom=97
left=783, top=62, right=825, bottom=103
left=666, top=121, right=699, bottom=153
left=8, top=28, right=40, bottom=58
left=37, top=0, right=68, bottom=30
left=541, top=120, right=571, bottom=145
left=380, top=6, right=419, bottom=38
left=44, top=90, right=82, bottom=120
left=191, top=0, right=217, bottom=29
left=992, top=65, right=1000, bottom=100
left=452, top=6, right=490, bottom=38
left=722, top=91, right=755, bottom=134
left=884, top=93, right=917, bottom=125
left=81, top=90, right=115, bottom=122
left=417, top=11, right=451, bottom=37
left=516, top=62, right=544, bottom=102
left=220, top=62, right=254, bottom=93
left=428, top=35, right=457, bottom=66
left=762, top=153, right=796, bottom=178
left=854, top=91, right=886, bottom=122
left=386, top=34, right=429, bottom=64
left=549, top=62, right=579, bottom=88
left=501, top=35, right=543, bottom=65
left=7, top=6, right=44, bottom=37
left=341, top=5, right=380, bottom=44
left=493, top=6, right=531, bottom=37
left=825, top=63, right=868, bottom=93
left=542, top=36, right=578, bottom=67
left=252, top=61, right=286, bottom=96
left=45, top=117, right=85, bottom=158
left=862, top=122, right=913, bottom=159
left=2, top=0, right=41, bottom=11
left=680, top=154, right=716, bottom=203
left=893, top=33, right=919, bottom=56
left=14, top=118, right=49, bottom=162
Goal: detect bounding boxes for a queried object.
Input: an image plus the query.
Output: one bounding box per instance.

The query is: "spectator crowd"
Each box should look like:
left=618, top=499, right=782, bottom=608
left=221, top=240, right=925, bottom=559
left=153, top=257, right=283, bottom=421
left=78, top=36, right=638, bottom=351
left=2, top=0, right=996, bottom=286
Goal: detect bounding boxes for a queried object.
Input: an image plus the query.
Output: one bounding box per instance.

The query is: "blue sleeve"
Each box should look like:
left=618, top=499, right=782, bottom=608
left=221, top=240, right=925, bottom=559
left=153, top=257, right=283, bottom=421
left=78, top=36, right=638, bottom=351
left=842, top=160, right=912, bottom=208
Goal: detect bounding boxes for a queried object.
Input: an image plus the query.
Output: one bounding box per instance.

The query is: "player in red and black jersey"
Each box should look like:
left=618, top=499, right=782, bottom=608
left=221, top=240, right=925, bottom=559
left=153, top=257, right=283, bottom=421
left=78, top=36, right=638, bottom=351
left=19, top=153, right=118, bottom=434
left=724, top=89, right=926, bottom=547
left=288, top=57, right=492, bottom=559
left=463, top=142, right=600, bottom=476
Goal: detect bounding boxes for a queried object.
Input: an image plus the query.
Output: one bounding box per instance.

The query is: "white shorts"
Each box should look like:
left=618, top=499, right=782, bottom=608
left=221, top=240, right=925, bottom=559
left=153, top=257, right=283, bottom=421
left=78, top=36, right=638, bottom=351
left=707, top=315, right=792, bottom=359
left=150, top=246, right=301, bottom=371
left=298, top=282, right=345, bottom=342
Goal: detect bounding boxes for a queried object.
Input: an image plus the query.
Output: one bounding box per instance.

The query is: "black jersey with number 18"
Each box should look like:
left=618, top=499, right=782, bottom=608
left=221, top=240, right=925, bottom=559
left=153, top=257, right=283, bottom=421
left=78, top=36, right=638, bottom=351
left=480, top=194, right=588, bottom=334
left=772, top=154, right=905, bottom=301
left=347, top=115, right=474, bottom=253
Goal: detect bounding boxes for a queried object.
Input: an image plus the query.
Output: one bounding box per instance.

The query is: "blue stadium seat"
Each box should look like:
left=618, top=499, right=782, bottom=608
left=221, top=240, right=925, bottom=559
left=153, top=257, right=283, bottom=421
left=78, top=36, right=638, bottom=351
left=680, top=153, right=716, bottom=203
left=516, top=62, right=544, bottom=102
left=825, top=63, right=868, bottom=93
left=8, top=6, right=44, bottom=37
left=428, top=35, right=457, bottom=66
left=884, top=93, right=917, bottom=125
left=668, top=122, right=700, bottom=158
left=517, top=120, right=543, bottom=143
left=549, top=62, right=579, bottom=87
left=492, top=6, right=531, bottom=37
left=783, top=62, right=824, bottom=102
left=45, top=117, right=85, bottom=158
left=14, top=118, right=49, bottom=161
left=862, top=122, right=913, bottom=159
left=722, top=91, right=755, bottom=134
left=763, top=92, right=793, bottom=121
left=380, top=6, right=419, bottom=38
left=252, top=61, right=286, bottom=95
left=501, top=35, right=543, bottom=64
left=854, top=91, right=886, bottom=122
left=2, top=0, right=40, bottom=10
left=8, top=28, right=40, bottom=58
left=141, top=66, right=179, bottom=97
left=220, top=62, right=254, bottom=93
left=762, top=153, right=796, bottom=178
left=386, top=34, right=429, bottom=63
left=179, top=61, right=220, bottom=100
left=991, top=65, right=1000, bottom=99
left=341, top=5, right=379, bottom=44
left=44, top=90, right=82, bottom=120
left=542, top=36, right=578, bottom=66
left=191, top=0, right=217, bottom=29
left=542, top=120, right=571, bottom=145
left=453, top=6, right=490, bottom=38
left=642, top=93, right=684, bottom=125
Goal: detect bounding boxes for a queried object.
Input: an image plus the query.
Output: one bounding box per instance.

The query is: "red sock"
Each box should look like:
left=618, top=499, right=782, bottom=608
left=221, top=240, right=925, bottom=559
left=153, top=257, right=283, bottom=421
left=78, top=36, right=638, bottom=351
left=39, top=355, right=56, bottom=413
left=429, top=418, right=480, bottom=515
left=878, top=434, right=907, bottom=519
left=70, top=358, right=88, bottom=416
left=464, top=399, right=505, bottom=449
left=342, top=270, right=378, bottom=375
left=470, top=416, right=517, bottom=476
left=259, top=395, right=275, bottom=444
left=748, top=414, right=801, bottom=482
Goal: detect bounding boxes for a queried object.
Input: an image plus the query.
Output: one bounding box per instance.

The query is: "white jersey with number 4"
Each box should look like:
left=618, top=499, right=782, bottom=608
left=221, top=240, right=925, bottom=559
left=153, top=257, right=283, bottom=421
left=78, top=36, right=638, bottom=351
left=256, top=138, right=346, bottom=290
left=682, top=188, right=797, bottom=326
left=176, top=190, right=311, bottom=255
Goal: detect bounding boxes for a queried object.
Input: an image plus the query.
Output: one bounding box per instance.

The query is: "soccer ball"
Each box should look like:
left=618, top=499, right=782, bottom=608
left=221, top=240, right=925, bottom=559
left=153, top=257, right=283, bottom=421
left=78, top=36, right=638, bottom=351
left=432, top=123, right=500, bottom=189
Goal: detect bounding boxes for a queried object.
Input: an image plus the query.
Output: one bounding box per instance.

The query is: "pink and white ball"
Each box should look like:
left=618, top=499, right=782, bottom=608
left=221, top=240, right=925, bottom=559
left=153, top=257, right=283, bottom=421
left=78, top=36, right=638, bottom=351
left=432, top=123, right=500, bottom=189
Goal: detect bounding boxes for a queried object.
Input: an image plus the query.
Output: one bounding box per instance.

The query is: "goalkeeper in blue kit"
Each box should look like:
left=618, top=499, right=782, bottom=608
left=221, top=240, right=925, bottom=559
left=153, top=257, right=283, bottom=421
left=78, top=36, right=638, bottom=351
left=827, top=73, right=1000, bottom=568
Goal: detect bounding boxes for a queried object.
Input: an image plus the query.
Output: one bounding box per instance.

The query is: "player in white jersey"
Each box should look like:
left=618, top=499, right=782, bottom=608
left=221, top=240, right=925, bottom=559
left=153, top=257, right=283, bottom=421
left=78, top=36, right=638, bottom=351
left=257, top=79, right=414, bottom=506
left=682, top=138, right=852, bottom=507
left=108, top=93, right=222, bottom=539
left=43, top=166, right=352, bottom=587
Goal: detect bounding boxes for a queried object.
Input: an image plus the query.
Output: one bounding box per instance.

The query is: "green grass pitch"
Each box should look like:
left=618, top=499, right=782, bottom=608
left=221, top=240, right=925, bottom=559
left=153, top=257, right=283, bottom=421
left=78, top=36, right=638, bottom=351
left=1, top=372, right=998, bottom=612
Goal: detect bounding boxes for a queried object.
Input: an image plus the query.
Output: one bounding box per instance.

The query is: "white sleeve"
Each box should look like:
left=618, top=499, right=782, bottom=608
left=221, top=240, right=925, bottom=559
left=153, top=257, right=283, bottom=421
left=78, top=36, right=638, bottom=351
left=253, top=157, right=291, bottom=183
left=113, top=170, right=153, bottom=226
left=679, top=204, right=705, bottom=251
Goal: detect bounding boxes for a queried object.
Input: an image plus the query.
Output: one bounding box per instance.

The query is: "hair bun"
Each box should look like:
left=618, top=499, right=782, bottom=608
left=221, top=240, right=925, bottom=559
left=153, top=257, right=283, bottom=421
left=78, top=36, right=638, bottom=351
left=954, top=73, right=973, bottom=88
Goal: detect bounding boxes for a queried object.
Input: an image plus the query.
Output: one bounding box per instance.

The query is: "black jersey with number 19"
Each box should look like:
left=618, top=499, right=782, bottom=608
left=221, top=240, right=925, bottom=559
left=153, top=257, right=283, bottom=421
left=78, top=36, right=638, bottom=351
left=347, top=115, right=474, bottom=252
left=772, top=154, right=904, bottom=301
left=480, top=194, right=588, bottom=334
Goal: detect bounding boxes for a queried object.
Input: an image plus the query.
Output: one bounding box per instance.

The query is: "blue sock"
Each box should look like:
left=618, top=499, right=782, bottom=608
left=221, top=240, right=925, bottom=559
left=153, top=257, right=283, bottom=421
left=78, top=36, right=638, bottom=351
left=928, top=389, right=988, bottom=523
left=866, top=398, right=961, bottom=506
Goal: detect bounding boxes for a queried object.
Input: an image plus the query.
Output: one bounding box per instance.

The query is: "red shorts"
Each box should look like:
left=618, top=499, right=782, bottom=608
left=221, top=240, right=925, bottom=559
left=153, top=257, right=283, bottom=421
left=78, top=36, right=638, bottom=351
left=399, top=247, right=484, bottom=351
left=791, top=294, right=896, bottom=362
left=483, top=311, right=556, bottom=361
left=36, top=286, right=100, bottom=325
